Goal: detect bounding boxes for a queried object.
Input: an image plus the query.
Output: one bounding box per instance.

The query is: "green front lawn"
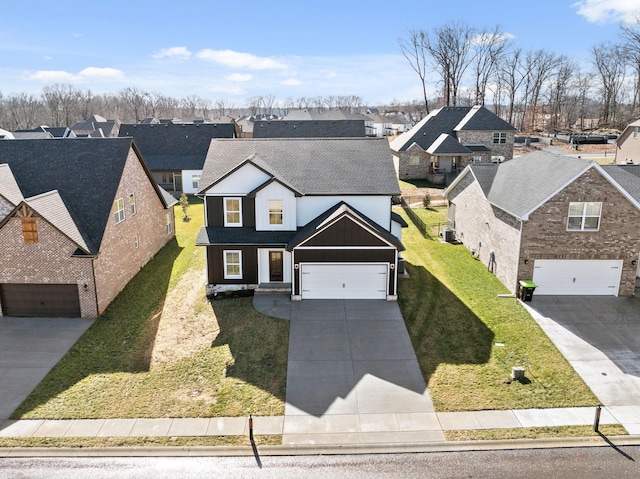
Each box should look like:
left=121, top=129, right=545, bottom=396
left=396, top=206, right=599, bottom=412
left=13, top=199, right=289, bottom=419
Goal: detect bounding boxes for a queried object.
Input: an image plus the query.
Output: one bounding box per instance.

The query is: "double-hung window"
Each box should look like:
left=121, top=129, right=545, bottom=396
left=493, top=132, right=507, bottom=144
left=269, top=200, right=283, bottom=225
left=223, top=250, right=242, bottom=279
left=129, top=193, right=136, bottom=215
left=113, top=198, right=125, bottom=224
left=192, top=174, right=201, bottom=189
left=567, top=202, right=602, bottom=231
left=224, top=198, right=242, bottom=226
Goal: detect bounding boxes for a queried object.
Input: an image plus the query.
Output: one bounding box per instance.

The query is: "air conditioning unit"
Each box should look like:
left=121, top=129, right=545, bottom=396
left=444, top=229, right=455, bottom=243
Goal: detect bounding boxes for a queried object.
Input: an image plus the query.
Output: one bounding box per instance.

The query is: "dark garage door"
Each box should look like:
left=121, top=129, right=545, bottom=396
left=0, top=283, right=81, bottom=317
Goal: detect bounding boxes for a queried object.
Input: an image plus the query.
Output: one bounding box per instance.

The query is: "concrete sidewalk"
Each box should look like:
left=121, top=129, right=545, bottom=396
left=0, top=406, right=630, bottom=443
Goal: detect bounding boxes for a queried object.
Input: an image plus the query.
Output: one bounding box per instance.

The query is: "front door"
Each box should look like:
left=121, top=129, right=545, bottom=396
left=269, top=251, right=283, bottom=282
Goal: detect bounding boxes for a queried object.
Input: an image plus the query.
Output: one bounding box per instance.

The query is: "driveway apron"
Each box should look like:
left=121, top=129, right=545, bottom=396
left=525, top=296, right=640, bottom=433
left=253, top=295, right=443, bottom=445
left=0, top=317, right=93, bottom=420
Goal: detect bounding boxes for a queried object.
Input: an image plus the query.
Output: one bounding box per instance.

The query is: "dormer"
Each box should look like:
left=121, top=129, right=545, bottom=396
left=248, top=178, right=299, bottom=231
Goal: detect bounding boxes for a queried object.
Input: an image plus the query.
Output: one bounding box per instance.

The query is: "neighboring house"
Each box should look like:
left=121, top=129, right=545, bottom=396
left=390, top=106, right=517, bottom=184
left=70, top=114, right=120, bottom=137
left=196, top=137, right=405, bottom=300
left=443, top=150, right=640, bottom=297
left=365, top=113, right=411, bottom=137
left=0, top=138, right=177, bottom=318
left=118, top=121, right=236, bottom=195
left=13, top=126, right=75, bottom=138
left=615, top=119, right=640, bottom=165
left=252, top=119, right=365, bottom=138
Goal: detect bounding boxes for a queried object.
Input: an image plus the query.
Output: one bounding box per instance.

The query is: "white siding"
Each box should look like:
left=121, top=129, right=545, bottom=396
left=257, top=249, right=292, bottom=284
left=181, top=169, right=202, bottom=194
left=391, top=220, right=403, bottom=241
left=296, top=196, right=391, bottom=229
left=255, top=182, right=297, bottom=231
left=205, top=163, right=270, bottom=195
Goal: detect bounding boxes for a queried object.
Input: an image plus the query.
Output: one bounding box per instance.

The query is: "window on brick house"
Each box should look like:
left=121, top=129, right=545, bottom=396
left=113, top=198, right=125, bottom=224
left=568, top=202, right=602, bottom=231
left=21, top=218, right=38, bottom=243
left=493, top=132, right=507, bottom=144
left=166, top=212, right=173, bottom=234
left=129, top=193, right=136, bottom=215
left=409, top=155, right=420, bottom=166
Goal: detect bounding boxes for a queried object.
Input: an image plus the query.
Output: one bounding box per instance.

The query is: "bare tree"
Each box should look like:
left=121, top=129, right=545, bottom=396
left=546, top=56, right=577, bottom=131
left=620, top=15, right=640, bottom=119
left=245, top=96, right=261, bottom=116
left=591, top=42, right=627, bottom=127
left=215, top=98, right=230, bottom=117
left=3, top=93, right=44, bottom=130
left=471, top=25, right=509, bottom=106
left=399, top=29, right=431, bottom=113
left=522, top=49, right=560, bottom=131
left=497, top=47, right=527, bottom=126
left=42, top=84, right=80, bottom=126
left=260, top=94, right=276, bottom=115
left=119, top=87, right=149, bottom=122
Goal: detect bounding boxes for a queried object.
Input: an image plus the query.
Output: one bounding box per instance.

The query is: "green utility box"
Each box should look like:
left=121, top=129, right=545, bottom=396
left=518, top=280, right=537, bottom=302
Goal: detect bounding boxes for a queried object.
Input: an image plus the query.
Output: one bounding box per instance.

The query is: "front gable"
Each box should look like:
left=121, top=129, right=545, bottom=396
left=202, top=162, right=272, bottom=196
left=299, top=215, right=391, bottom=248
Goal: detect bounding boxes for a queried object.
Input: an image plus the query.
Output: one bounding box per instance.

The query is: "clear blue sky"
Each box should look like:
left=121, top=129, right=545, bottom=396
left=1, top=0, right=639, bottom=106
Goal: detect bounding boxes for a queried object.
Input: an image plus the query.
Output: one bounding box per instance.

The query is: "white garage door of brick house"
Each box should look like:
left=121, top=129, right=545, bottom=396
left=532, top=259, right=623, bottom=296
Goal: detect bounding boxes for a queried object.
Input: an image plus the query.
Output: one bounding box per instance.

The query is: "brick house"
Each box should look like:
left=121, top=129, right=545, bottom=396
left=615, top=119, right=640, bottom=165
left=0, top=138, right=177, bottom=318
left=444, top=150, right=640, bottom=297
left=196, top=137, right=405, bottom=300
left=391, top=105, right=516, bottom=184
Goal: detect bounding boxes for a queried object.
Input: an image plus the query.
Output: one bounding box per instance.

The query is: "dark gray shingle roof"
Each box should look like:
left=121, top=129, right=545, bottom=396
left=601, top=165, right=640, bottom=202
left=252, top=120, right=365, bottom=138
left=200, top=138, right=400, bottom=196
left=196, top=226, right=296, bottom=246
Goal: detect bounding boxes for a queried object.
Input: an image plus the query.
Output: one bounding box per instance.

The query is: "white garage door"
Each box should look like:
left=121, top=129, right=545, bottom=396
left=301, top=263, right=388, bottom=299
left=532, top=260, right=623, bottom=296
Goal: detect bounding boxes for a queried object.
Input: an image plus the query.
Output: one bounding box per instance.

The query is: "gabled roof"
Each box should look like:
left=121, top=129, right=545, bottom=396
left=445, top=150, right=640, bottom=220
left=252, top=120, right=365, bottom=138
left=0, top=163, right=24, bottom=205
left=0, top=138, right=169, bottom=255
left=426, top=133, right=473, bottom=155
left=287, top=201, right=404, bottom=251
left=199, top=138, right=400, bottom=196
left=601, top=165, right=640, bottom=202
left=70, top=115, right=119, bottom=137
left=118, top=122, right=235, bottom=170
left=390, top=106, right=515, bottom=153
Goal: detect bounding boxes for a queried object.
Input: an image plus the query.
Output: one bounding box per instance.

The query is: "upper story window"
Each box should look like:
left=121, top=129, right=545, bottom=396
left=113, top=198, right=125, bottom=224
left=493, top=132, right=507, bottom=144
left=224, top=198, right=242, bottom=226
left=21, top=218, right=38, bottom=243
left=129, top=193, right=136, bottom=215
left=409, top=155, right=420, bottom=166
left=192, top=174, right=201, bottom=189
left=269, top=200, right=283, bottom=225
left=568, top=202, right=602, bottom=231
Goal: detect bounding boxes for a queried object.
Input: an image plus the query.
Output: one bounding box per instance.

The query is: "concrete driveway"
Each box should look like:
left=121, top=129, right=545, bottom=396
left=0, top=316, right=93, bottom=420
left=253, top=295, right=443, bottom=445
left=525, top=296, right=640, bottom=433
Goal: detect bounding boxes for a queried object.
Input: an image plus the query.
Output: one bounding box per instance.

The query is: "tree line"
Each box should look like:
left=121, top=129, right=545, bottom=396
left=0, top=84, right=368, bottom=131
left=399, top=17, right=640, bottom=131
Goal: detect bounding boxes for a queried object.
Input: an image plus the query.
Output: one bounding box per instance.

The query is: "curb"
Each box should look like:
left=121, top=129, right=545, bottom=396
left=1, top=435, right=639, bottom=457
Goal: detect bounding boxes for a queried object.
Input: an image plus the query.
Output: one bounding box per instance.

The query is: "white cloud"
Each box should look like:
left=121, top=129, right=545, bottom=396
left=25, top=67, right=124, bottom=83
left=78, top=67, right=124, bottom=79
left=153, top=46, right=192, bottom=60
left=281, top=78, right=301, bottom=86
left=572, top=0, right=640, bottom=24
left=196, top=49, right=286, bottom=70
left=225, top=73, right=253, bottom=82
left=206, top=84, right=246, bottom=95
left=325, top=72, right=338, bottom=79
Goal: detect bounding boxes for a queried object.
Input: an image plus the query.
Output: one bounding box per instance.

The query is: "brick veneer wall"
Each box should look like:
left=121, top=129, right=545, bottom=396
left=0, top=219, right=97, bottom=317
left=447, top=175, right=521, bottom=292
left=518, top=168, right=640, bottom=296
left=456, top=131, right=515, bottom=161
left=92, top=148, right=175, bottom=314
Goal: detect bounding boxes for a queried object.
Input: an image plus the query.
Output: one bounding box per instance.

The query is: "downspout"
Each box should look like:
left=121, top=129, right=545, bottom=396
left=515, top=219, right=524, bottom=294
left=91, top=257, right=99, bottom=318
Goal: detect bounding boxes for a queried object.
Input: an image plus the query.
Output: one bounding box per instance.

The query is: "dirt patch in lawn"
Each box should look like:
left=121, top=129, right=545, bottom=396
left=148, top=267, right=217, bottom=367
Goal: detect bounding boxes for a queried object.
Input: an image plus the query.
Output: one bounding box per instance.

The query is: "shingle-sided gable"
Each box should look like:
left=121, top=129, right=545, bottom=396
left=427, top=133, right=473, bottom=155
left=390, top=107, right=470, bottom=152
left=200, top=138, right=400, bottom=196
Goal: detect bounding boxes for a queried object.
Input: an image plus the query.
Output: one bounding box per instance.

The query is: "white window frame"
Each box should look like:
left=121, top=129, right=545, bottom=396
left=493, top=132, right=507, bottom=144
left=113, top=197, right=125, bottom=224
left=471, top=156, right=483, bottom=164
left=129, top=193, right=136, bottom=215
left=223, top=250, right=242, bottom=279
left=166, top=212, right=173, bottom=234
left=192, top=174, right=201, bottom=189
left=269, top=199, right=283, bottom=225
left=224, top=197, right=242, bottom=227
left=567, top=201, right=602, bottom=232
left=409, top=155, right=420, bottom=166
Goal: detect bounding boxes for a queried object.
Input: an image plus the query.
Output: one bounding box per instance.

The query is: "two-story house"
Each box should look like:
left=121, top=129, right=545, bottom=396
left=444, top=150, right=640, bottom=297
left=391, top=105, right=517, bottom=184
left=0, top=138, right=176, bottom=318
left=196, top=138, right=405, bottom=300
